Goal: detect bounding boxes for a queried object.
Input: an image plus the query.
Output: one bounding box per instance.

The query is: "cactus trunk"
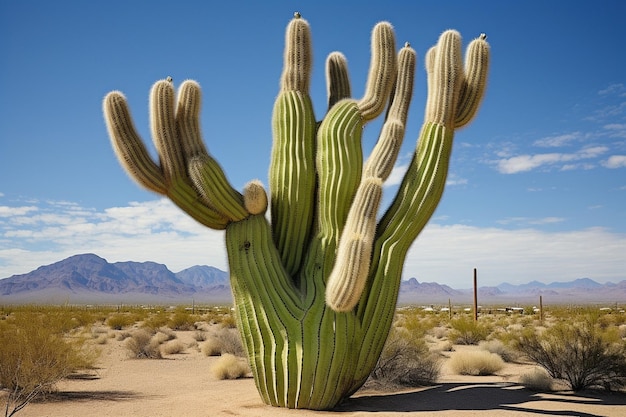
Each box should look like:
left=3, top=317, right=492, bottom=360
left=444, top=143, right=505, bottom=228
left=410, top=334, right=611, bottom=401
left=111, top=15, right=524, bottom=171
left=103, top=12, right=490, bottom=410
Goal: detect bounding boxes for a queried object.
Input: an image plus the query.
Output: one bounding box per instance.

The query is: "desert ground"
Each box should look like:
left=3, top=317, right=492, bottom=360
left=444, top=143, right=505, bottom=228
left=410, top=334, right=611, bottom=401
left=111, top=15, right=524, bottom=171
left=8, top=323, right=625, bottom=417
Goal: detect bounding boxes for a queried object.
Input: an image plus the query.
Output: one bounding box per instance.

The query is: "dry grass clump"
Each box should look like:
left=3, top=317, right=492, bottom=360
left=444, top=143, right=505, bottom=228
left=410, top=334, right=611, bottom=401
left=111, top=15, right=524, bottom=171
left=153, top=327, right=177, bottom=344
left=201, top=327, right=246, bottom=357
left=193, top=330, right=207, bottom=341
left=162, top=340, right=186, bottom=355
left=211, top=353, right=251, bottom=380
left=125, top=329, right=162, bottom=359
left=479, top=339, right=518, bottom=363
left=449, top=316, right=491, bottom=345
left=449, top=350, right=505, bottom=376
left=202, top=338, right=223, bottom=357
left=520, top=367, right=553, bottom=392
left=368, top=322, right=441, bottom=389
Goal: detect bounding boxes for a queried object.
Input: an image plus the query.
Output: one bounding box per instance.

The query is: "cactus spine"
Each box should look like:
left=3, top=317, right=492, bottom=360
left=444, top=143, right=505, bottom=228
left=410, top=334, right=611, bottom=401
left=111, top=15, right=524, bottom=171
left=103, top=14, right=489, bottom=410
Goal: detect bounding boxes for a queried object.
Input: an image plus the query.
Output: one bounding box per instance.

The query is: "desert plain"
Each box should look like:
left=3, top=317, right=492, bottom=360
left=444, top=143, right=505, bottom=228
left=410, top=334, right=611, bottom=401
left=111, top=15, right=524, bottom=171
left=2, top=307, right=626, bottom=417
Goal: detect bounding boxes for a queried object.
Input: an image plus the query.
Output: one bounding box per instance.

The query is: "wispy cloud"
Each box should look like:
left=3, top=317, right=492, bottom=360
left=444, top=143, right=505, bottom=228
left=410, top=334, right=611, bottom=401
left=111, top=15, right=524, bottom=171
left=0, top=199, right=228, bottom=278
left=495, top=146, right=608, bottom=174
left=598, top=83, right=626, bottom=96
left=533, top=132, right=582, bottom=148
left=496, top=216, right=565, bottom=226
left=2, top=198, right=625, bottom=288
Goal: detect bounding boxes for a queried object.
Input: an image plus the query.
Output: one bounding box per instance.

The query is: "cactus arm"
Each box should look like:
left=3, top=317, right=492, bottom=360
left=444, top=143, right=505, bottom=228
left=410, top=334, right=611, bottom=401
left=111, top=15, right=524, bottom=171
left=357, top=22, right=397, bottom=121
left=103, top=89, right=230, bottom=229
left=326, top=44, right=416, bottom=312
left=455, top=34, right=490, bottom=127
left=269, top=15, right=317, bottom=277
left=349, top=30, right=490, bottom=387
left=103, top=91, right=168, bottom=195
left=326, top=52, right=351, bottom=110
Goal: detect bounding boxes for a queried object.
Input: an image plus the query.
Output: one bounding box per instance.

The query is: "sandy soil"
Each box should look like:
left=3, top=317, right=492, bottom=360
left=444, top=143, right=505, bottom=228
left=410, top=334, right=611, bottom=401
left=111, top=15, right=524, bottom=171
left=9, top=329, right=626, bottom=417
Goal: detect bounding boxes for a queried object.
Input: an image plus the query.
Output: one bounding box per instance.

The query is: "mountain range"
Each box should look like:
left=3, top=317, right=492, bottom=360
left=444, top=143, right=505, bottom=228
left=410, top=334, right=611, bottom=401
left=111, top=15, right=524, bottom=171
left=1, top=253, right=624, bottom=305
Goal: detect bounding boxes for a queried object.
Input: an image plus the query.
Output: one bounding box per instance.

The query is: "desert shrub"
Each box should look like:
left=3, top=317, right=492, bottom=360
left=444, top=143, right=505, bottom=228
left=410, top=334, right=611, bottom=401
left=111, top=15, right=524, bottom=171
left=141, top=311, right=170, bottom=330
left=0, top=313, right=96, bottom=417
left=193, top=330, right=207, bottom=341
left=369, top=326, right=441, bottom=388
left=211, top=353, right=251, bottom=380
left=115, top=330, right=132, bottom=341
left=125, top=329, right=162, bottom=359
left=449, top=350, right=505, bottom=376
left=430, top=326, right=449, bottom=340
left=162, top=340, right=185, bottom=355
left=479, top=339, right=518, bottom=363
left=202, top=338, right=223, bottom=356
left=220, top=313, right=237, bottom=329
left=106, top=313, right=138, bottom=330
left=520, top=368, right=553, bottom=392
left=153, top=328, right=177, bottom=344
left=167, top=311, right=197, bottom=331
left=516, top=322, right=626, bottom=391
left=449, top=317, right=491, bottom=345
left=93, top=334, right=108, bottom=345
left=204, top=327, right=246, bottom=357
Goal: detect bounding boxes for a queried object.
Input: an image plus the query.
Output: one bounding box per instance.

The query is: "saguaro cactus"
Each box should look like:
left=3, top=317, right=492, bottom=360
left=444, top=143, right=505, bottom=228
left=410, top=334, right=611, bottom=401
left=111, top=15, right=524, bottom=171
left=103, top=14, right=489, bottom=410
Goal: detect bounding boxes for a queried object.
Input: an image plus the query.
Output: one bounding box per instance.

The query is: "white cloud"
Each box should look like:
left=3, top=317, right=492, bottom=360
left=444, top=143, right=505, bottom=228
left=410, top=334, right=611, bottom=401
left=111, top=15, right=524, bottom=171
left=0, top=205, right=39, bottom=217
left=1, top=199, right=625, bottom=290
left=0, top=199, right=228, bottom=277
left=602, top=155, right=626, bottom=169
left=496, top=146, right=609, bottom=174
left=404, top=224, right=626, bottom=287
left=533, top=132, right=581, bottom=148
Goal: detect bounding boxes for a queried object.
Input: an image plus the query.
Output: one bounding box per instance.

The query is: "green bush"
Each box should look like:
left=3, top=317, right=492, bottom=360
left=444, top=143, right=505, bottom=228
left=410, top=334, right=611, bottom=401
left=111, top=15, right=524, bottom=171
left=0, top=312, right=96, bottom=416
left=167, top=311, right=197, bottom=331
left=106, top=313, right=138, bottom=330
left=449, top=316, right=491, bottom=345
left=516, top=321, right=626, bottom=391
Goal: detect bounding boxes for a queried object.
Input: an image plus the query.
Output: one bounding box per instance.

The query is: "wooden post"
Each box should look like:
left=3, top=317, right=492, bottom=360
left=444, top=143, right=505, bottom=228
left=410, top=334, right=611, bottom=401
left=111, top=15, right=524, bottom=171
left=473, top=268, right=478, bottom=321
left=539, top=295, right=543, bottom=324
left=448, top=298, right=452, bottom=320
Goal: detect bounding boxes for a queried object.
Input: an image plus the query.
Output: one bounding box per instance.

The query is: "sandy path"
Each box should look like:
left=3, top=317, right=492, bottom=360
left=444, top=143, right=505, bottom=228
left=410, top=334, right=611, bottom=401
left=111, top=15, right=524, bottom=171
left=9, top=330, right=626, bottom=417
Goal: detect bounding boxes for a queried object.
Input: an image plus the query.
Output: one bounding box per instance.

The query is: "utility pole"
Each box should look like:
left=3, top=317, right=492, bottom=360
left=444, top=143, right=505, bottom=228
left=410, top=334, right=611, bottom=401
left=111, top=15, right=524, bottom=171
left=473, top=268, right=478, bottom=321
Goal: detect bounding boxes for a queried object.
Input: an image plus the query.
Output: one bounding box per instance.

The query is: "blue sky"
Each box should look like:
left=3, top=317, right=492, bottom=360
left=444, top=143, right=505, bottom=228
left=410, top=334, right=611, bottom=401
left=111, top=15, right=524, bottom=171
left=1, top=0, right=625, bottom=288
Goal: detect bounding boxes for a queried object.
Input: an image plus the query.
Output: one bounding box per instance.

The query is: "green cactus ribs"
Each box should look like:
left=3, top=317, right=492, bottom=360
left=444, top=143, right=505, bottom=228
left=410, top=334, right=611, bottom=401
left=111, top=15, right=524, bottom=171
left=103, top=13, right=490, bottom=410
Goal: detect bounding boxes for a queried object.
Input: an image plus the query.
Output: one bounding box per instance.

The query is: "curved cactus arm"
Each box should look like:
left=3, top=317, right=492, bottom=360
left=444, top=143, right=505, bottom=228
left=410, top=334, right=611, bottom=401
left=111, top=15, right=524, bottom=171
left=358, top=22, right=398, bottom=121
left=350, top=30, right=490, bottom=385
left=455, top=34, right=490, bottom=127
left=314, top=22, right=397, bottom=256
left=103, top=85, right=232, bottom=229
left=326, top=44, right=416, bottom=312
